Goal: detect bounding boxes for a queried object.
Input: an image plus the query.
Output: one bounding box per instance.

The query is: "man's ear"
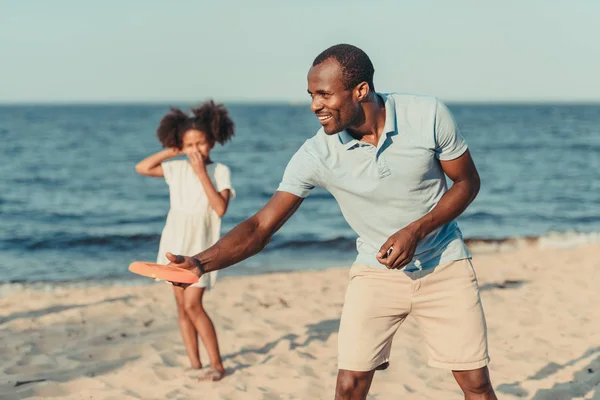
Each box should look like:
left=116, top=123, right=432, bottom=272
left=355, top=81, right=370, bottom=102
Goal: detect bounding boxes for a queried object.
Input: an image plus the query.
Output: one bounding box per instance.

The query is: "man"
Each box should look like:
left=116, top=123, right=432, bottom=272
left=167, top=44, right=496, bottom=399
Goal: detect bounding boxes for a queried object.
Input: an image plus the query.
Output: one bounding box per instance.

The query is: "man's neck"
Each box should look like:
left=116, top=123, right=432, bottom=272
left=347, top=93, right=386, bottom=147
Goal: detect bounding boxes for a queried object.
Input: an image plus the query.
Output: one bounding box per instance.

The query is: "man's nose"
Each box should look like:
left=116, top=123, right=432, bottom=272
left=310, top=97, right=323, bottom=113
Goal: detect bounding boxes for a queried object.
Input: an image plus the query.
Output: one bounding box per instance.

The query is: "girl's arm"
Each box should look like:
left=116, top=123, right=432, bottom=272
left=135, top=148, right=180, bottom=177
left=188, top=152, right=230, bottom=217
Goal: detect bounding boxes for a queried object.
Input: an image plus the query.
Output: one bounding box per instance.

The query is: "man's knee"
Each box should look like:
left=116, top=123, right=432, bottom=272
left=335, top=370, right=373, bottom=399
left=463, top=379, right=493, bottom=395
left=453, top=367, right=494, bottom=395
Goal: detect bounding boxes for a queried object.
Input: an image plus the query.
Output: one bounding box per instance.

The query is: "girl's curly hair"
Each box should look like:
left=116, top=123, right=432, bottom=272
left=156, top=100, right=235, bottom=149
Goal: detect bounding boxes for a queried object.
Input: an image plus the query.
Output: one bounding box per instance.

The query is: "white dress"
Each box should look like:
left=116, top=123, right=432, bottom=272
left=157, top=160, right=235, bottom=290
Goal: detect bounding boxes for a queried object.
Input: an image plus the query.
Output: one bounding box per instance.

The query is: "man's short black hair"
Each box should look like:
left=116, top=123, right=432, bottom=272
left=312, top=44, right=375, bottom=91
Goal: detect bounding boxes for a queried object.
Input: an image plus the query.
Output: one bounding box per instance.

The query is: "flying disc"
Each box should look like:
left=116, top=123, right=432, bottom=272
left=128, top=261, right=199, bottom=284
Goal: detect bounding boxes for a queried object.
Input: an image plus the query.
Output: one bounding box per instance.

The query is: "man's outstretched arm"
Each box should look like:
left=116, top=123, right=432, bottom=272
left=166, top=191, right=304, bottom=275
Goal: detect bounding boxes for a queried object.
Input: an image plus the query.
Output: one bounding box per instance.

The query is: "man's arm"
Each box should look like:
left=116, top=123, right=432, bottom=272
left=376, top=150, right=480, bottom=268
left=166, top=191, right=304, bottom=275
left=412, top=150, right=480, bottom=237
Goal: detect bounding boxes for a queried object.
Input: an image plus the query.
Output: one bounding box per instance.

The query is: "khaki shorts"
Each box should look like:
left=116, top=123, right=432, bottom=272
left=338, top=259, right=489, bottom=371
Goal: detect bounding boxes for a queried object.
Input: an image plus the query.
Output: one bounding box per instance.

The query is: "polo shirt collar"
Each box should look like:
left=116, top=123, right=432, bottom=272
left=338, top=92, right=397, bottom=150
left=338, top=129, right=356, bottom=148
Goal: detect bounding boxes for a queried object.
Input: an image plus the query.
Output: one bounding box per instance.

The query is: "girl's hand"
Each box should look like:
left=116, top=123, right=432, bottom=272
left=187, top=151, right=206, bottom=172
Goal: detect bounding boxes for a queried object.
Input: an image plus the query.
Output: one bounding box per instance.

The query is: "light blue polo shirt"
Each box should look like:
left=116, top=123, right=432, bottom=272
left=277, top=93, right=471, bottom=271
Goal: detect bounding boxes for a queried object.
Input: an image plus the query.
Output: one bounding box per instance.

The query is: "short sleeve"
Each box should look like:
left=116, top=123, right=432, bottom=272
left=214, top=164, right=236, bottom=200
left=277, top=143, right=322, bottom=198
left=161, top=160, right=184, bottom=185
left=434, top=100, right=468, bottom=160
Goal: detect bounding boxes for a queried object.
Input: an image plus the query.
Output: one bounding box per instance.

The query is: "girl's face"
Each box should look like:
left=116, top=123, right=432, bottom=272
left=181, top=129, right=214, bottom=160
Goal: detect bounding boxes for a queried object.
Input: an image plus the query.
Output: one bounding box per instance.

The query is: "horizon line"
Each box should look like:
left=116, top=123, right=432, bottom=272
left=2, top=98, right=600, bottom=107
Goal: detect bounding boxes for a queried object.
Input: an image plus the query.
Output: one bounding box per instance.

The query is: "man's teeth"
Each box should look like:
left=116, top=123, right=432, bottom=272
left=318, top=115, right=331, bottom=121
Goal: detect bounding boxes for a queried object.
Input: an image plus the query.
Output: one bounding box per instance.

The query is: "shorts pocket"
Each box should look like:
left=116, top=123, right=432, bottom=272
left=349, top=264, right=373, bottom=280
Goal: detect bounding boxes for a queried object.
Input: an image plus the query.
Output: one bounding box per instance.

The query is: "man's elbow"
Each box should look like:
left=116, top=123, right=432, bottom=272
left=135, top=163, right=146, bottom=175
left=252, top=219, right=274, bottom=252
left=255, top=234, right=272, bottom=254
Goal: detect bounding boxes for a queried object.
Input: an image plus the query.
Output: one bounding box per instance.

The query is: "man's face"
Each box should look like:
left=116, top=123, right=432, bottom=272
left=307, top=59, right=360, bottom=135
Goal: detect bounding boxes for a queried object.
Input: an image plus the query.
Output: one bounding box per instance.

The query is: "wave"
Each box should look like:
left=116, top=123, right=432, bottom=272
left=265, top=231, right=600, bottom=253
left=1, top=233, right=160, bottom=251
left=0, top=231, right=598, bottom=288
left=465, top=231, right=600, bottom=253
left=265, top=236, right=356, bottom=252
left=2, top=230, right=599, bottom=256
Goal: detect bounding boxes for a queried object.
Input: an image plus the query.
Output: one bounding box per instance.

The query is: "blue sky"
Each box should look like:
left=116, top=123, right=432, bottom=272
left=1, top=0, right=599, bottom=103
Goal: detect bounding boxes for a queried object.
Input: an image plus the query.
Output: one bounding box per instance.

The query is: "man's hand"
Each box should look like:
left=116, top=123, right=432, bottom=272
left=376, top=225, right=423, bottom=269
left=165, top=252, right=203, bottom=277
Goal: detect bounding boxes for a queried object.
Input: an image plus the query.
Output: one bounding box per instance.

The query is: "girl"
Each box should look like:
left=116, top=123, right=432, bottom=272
left=135, top=100, right=235, bottom=381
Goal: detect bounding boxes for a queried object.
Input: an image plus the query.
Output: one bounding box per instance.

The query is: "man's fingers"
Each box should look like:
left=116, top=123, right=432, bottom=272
left=377, top=240, right=394, bottom=258
left=393, top=252, right=414, bottom=269
left=385, top=249, right=403, bottom=269
left=392, top=256, right=407, bottom=269
left=377, top=245, right=400, bottom=268
left=388, top=248, right=414, bottom=269
left=166, top=252, right=185, bottom=264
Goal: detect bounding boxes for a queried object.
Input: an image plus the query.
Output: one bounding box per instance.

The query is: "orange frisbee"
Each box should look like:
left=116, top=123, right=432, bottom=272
left=128, top=261, right=199, bottom=284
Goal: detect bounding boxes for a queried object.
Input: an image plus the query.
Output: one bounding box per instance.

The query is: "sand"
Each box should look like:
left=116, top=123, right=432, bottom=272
left=1, top=244, right=599, bottom=399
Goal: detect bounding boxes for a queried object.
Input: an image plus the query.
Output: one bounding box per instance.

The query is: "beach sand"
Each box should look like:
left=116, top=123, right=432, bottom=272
left=1, top=244, right=599, bottom=399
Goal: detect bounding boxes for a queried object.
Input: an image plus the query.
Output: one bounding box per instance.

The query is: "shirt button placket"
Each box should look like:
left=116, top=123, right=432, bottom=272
left=376, top=153, right=391, bottom=178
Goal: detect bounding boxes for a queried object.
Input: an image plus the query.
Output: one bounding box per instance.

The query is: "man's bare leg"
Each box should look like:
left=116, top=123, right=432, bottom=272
left=453, top=366, right=497, bottom=400
left=334, top=369, right=376, bottom=400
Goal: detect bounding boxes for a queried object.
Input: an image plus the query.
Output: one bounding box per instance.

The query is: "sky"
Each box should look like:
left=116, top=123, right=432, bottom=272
left=1, top=0, right=599, bottom=103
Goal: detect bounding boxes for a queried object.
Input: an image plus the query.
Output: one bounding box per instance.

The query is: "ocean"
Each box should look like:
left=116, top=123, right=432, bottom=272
left=1, top=102, right=599, bottom=285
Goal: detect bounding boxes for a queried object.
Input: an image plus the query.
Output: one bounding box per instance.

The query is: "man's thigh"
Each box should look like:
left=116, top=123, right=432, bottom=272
left=411, top=259, right=490, bottom=370
left=338, top=264, right=412, bottom=371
